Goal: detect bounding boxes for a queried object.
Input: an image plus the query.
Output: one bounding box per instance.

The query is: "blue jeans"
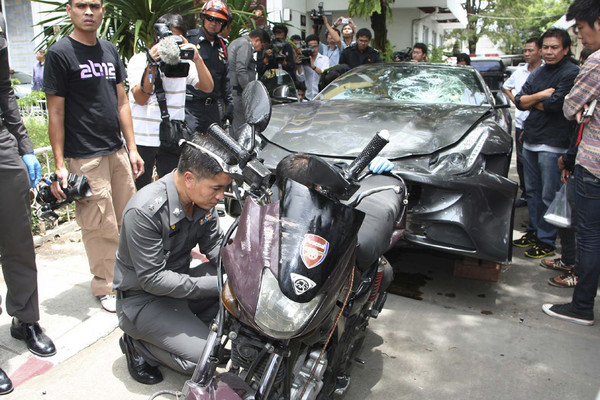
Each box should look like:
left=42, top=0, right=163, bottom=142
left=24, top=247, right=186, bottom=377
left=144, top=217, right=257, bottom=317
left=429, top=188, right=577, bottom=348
left=522, top=149, right=562, bottom=247
left=572, top=165, right=600, bottom=312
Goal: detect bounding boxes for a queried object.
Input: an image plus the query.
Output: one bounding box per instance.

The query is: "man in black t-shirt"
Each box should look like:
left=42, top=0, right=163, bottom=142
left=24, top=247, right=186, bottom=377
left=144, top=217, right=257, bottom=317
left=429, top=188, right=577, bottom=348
left=338, top=28, right=381, bottom=70
left=44, top=0, right=144, bottom=313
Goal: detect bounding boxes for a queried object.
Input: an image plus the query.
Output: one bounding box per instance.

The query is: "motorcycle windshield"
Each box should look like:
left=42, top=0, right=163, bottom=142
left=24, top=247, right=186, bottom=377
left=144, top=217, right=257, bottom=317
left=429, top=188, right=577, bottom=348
left=278, top=179, right=364, bottom=302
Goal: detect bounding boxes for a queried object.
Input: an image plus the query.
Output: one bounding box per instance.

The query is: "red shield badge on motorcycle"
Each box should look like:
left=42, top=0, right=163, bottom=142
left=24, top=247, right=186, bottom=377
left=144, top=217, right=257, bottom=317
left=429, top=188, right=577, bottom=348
left=300, top=234, right=329, bottom=269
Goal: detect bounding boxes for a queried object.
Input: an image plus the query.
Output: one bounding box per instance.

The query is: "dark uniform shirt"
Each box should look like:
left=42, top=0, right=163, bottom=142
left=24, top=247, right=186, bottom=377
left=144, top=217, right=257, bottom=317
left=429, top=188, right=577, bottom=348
left=113, top=172, right=222, bottom=299
left=339, top=44, right=381, bottom=70
left=0, top=11, right=33, bottom=156
left=186, top=28, right=232, bottom=105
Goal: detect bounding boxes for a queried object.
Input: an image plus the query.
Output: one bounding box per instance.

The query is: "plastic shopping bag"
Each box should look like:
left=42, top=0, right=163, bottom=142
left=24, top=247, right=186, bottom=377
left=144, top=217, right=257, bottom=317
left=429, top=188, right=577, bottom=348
left=544, top=184, right=571, bottom=228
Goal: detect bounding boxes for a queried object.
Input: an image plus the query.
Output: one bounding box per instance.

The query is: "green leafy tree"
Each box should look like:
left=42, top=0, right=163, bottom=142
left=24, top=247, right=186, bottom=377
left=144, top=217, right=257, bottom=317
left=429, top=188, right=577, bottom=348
left=33, top=0, right=267, bottom=62
left=448, top=0, right=495, bottom=55
left=487, top=0, right=570, bottom=54
left=348, top=0, right=395, bottom=61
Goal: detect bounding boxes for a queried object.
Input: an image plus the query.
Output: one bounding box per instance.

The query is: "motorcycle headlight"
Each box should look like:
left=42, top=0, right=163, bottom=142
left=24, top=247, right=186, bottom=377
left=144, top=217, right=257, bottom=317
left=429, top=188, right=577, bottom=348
left=254, top=268, right=322, bottom=339
left=430, top=126, right=488, bottom=175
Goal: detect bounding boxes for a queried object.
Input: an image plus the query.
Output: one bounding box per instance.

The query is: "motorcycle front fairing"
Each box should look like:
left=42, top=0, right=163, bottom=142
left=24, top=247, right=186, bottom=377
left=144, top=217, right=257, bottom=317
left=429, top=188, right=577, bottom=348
left=222, top=179, right=364, bottom=339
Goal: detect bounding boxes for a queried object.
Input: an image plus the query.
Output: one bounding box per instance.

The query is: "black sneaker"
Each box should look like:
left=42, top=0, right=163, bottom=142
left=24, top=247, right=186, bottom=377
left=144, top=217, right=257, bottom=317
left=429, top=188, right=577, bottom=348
left=512, top=231, right=537, bottom=248
left=514, top=197, right=527, bottom=207
left=525, top=243, right=555, bottom=259
left=542, top=303, right=594, bottom=326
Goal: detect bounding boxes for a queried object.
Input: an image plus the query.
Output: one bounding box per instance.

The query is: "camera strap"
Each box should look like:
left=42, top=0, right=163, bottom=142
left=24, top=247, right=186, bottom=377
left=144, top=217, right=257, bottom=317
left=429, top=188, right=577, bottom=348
left=154, top=71, right=170, bottom=122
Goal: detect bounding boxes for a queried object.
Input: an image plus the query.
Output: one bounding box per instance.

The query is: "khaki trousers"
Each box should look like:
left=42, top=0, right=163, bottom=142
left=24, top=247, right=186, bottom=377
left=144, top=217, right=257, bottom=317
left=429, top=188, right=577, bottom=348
left=68, top=148, right=136, bottom=296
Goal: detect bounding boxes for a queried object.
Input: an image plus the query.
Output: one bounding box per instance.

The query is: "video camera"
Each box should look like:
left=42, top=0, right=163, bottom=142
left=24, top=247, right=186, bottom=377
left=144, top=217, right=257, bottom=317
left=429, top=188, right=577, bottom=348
left=310, top=2, right=332, bottom=25
left=153, top=23, right=193, bottom=78
left=394, top=47, right=412, bottom=62
left=36, top=173, right=92, bottom=222
left=298, top=41, right=314, bottom=65
left=264, top=29, right=287, bottom=64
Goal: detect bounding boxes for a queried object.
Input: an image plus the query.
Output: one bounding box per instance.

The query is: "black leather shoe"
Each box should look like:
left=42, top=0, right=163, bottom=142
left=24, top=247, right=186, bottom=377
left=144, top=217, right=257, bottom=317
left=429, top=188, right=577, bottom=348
left=10, top=318, right=56, bottom=357
left=119, top=334, right=163, bottom=385
left=0, top=368, right=13, bottom=395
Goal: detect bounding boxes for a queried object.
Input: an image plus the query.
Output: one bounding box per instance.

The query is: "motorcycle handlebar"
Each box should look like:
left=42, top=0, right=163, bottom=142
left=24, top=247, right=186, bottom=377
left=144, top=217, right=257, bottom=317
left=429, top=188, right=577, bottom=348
left=206, top=123, right=250, bottom=167
left=343, top=130, right=390, bottom=181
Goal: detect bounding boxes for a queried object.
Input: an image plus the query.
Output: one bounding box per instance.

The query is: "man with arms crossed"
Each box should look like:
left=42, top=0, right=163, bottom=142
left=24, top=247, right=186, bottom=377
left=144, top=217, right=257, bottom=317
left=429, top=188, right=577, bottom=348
left=44, top=0, right=144, bottom=312
left=513, top=28, right=579, bottom=259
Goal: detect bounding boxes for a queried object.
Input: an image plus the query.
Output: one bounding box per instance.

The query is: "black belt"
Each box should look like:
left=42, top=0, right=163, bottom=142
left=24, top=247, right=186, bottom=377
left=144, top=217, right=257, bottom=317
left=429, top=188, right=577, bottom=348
left=186, top=95, right=219, bottom=105
left=116, top=289, right=145, bottom=299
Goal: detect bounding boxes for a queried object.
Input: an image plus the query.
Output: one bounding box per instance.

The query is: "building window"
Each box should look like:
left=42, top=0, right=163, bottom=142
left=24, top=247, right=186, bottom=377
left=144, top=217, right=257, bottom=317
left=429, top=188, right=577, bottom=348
left=422, top=26, right=429, bottom=44
left=432, top=31, right=437, bottom=47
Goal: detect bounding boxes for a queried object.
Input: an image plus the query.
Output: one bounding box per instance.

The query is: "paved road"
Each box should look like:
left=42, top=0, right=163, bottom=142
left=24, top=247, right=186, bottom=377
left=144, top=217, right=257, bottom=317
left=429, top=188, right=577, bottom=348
left=2, top=208, right=598, bottom=400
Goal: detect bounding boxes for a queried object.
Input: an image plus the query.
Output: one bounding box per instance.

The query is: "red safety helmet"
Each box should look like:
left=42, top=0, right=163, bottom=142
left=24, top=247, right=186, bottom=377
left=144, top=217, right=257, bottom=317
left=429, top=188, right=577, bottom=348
left=201, top=0, right=230, bottom=24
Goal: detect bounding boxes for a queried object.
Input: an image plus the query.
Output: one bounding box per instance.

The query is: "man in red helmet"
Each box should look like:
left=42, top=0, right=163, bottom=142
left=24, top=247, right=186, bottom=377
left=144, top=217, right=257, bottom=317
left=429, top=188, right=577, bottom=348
left=185, top=0, right=233, bottom=135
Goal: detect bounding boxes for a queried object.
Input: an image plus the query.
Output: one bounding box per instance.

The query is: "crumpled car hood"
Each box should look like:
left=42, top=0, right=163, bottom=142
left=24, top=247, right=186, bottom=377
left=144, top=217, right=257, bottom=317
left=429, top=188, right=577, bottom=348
left=261, top=100, right=493, bottom=159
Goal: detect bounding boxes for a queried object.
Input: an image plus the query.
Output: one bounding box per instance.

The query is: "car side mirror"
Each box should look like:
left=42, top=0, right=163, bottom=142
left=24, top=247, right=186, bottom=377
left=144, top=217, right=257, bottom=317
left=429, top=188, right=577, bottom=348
left=273, top=85, right=300, bottom=102
left=494, top=92, right=511, bottom=109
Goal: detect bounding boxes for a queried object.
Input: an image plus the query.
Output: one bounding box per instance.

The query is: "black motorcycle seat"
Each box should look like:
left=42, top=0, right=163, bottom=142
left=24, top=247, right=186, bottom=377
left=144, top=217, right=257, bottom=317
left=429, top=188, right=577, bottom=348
left=353, top=174, right=405, bottom=270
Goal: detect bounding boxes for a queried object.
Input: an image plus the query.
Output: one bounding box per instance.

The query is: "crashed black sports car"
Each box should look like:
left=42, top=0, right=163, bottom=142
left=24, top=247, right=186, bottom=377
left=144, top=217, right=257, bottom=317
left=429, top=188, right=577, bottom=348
left=257, top=63, right=518, bottom=263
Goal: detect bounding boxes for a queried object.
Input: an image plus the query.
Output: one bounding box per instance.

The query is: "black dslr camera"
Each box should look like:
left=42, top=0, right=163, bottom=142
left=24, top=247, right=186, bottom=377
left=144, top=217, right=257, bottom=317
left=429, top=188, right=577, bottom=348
left=298, top=41, right=314, bottom=65
left=310, top=2, right=332, bottom=25
left=153, top=23, right=193, bottom=78
left=36, top=173, right=92, bottom=222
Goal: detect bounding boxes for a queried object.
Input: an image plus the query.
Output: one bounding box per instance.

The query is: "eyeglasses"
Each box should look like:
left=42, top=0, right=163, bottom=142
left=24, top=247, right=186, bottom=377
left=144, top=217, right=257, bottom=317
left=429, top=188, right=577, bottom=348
left=205, top=15, right=227, bottom=25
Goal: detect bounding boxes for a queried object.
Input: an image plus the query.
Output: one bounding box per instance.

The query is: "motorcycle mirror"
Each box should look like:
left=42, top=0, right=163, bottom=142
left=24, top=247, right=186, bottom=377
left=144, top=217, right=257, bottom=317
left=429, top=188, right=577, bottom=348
left=272, top=85, right=299, bottom=102
left=242, top=81, right=272, bottom=133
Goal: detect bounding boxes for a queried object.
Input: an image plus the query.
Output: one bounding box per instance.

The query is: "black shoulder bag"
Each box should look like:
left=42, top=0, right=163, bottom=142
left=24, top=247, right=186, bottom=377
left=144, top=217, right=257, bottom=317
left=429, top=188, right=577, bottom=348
left=154, top=71, right=194, bottom=155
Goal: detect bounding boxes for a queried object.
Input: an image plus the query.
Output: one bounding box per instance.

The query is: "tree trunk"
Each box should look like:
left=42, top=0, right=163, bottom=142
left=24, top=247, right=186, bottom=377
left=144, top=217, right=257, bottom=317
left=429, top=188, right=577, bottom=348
left=370, top=1, right=387, bottom=52
left=468, top=37, right=478, bottom=55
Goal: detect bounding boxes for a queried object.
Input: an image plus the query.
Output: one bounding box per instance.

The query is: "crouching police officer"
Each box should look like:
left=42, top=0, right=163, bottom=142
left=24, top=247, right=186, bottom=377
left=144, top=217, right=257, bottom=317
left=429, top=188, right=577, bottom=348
left=185, top=0, right=233, bottom=133
left=113, top=136, right=232, bottom=384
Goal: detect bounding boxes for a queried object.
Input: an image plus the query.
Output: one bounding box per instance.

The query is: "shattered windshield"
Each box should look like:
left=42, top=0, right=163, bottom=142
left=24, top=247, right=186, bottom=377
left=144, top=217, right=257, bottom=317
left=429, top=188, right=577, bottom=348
left=315, top=64, right=490, bottom=106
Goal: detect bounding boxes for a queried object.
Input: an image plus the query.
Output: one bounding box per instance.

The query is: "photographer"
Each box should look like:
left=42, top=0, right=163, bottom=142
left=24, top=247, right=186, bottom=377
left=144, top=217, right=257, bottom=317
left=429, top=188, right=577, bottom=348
left=128, top=13, right=213, bottom=190
left=44, top=0, right=144, bottom=313
left=0, top=11, right=56, bottom=395
left=312, top=15, right=343, bottom=66
left=334, top=16, right=357, bottom=48
left=296, top=34, right=330, bottom=100
left=257, top=24, right=296, bottom=78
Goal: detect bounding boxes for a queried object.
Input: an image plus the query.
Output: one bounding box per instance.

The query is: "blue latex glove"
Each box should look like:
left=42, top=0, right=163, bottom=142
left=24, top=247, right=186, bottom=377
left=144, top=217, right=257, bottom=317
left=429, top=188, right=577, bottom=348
left=22, top=153, right=42, bottom=188
left=368, top=156, right=394, bottom=174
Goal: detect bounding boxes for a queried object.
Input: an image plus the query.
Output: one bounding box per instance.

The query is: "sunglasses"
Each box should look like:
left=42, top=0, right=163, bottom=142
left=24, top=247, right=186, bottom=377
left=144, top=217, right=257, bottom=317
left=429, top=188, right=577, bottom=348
left=205, top=15, right=227, bottom=25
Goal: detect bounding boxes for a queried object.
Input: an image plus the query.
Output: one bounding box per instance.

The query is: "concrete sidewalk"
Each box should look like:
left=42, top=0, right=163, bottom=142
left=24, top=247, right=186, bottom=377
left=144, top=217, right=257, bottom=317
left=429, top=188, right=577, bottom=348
left=0, top=224, right=121, bottom=394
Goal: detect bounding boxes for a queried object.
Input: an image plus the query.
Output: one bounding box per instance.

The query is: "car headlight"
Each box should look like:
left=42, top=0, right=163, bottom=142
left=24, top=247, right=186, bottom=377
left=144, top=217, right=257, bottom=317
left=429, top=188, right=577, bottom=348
left=254, top=268, right=323, bottom=339
left=430, top=126, right=488, bottom=175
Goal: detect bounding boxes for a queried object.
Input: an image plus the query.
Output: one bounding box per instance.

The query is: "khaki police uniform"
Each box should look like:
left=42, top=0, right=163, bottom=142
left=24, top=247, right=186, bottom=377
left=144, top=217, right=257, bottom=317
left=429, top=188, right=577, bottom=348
left=113, top=172, right=222, bottom=373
